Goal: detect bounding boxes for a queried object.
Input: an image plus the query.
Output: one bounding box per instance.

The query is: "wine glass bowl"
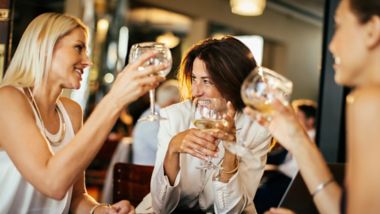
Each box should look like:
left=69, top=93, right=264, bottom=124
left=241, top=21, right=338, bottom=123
left=129, top=42, right=172, bottom=77
left=128, top=42, right=172, bottom=122
left=241, top=66, right=293, bottom=120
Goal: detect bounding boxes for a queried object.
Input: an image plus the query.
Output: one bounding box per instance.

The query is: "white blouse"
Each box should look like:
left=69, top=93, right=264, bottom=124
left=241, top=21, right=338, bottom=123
left=149, top=100, right=271, bottom=214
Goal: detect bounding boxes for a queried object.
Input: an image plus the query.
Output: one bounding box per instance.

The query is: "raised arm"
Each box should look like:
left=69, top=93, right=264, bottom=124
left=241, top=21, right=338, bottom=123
left=0, top=53, right=166, bottom=200
left=244, top=100, right=341, bottom=214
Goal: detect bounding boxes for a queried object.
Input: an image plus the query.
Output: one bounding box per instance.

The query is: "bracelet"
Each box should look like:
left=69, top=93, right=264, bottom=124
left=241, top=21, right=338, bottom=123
left=311, top=178, right=335, bottom=198
left=221, top=157, right=240, bottom=174
left=90, top=203, right=110, bottom=214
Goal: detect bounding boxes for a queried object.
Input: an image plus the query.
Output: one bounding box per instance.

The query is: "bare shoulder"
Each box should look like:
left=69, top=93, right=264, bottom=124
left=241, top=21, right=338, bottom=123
left=347, top=86, right=380, bottom=143
left=0, top=86, right=31, bottom=112
left=59, top=96, right=83, bottom=132
left=0, top=86, right=35, bottom=148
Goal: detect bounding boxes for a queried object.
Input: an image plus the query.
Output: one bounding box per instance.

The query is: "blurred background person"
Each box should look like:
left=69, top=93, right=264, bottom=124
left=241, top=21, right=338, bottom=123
left=132, top=79, right=180, bottom=166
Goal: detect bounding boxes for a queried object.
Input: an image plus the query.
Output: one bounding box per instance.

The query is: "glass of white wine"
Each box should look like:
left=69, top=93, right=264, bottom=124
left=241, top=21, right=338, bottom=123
left=192, top=98, right=228, bottom=170
left=129, top=42, right=172, bottom=122
left=224, top=66, right=293, bottom=156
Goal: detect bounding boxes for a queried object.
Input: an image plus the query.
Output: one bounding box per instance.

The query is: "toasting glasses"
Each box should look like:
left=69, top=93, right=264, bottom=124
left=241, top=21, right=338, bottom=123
left=224, top=66, right=293, bottom=156
left=192, top=98, right=228, bottom=170
left=129, top=42, right=172, bottom=122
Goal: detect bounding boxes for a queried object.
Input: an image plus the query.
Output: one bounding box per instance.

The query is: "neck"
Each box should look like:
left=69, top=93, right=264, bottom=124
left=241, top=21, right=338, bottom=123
left=31, top=83, right=63, bottom=114
left=362, top=47, right=380, bottom=86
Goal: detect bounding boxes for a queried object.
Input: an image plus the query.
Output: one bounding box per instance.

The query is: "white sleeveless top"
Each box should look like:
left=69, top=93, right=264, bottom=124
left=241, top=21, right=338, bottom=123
left=0, top=88, right=75, bottom=213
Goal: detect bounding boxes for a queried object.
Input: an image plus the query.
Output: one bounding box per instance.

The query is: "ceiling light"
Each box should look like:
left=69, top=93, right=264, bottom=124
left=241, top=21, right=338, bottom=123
left=230, top=0, right=266, bottom=16
left=156, top=32, right=180, bottom=49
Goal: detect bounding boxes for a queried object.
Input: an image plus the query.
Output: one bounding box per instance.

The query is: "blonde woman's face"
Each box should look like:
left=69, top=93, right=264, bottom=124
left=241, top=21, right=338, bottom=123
left=328, top=0, right=369, bottom=86
left=191, top=58, right=223, bottom=99
left=50, top=28, right=91, bottom=89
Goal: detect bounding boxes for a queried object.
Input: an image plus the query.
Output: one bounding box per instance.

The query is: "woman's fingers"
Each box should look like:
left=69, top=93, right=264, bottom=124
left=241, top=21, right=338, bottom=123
left=127, top=51, right=157, bottom=71
left=110, top=200, right=135, bottom=214
left=180, top=129, right=219, bottom=158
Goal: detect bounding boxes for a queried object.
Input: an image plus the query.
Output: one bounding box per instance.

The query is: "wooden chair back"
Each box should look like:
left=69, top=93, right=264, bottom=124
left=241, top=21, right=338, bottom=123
left=113, top=162, right=154, bottom=206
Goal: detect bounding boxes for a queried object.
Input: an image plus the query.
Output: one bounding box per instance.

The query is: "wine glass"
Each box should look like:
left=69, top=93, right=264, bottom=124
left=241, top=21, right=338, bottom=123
left=192, top=98, right=228, bottom=170
left=224, top=66, right=293, bottom=156
left=129, top=42, right=172, bottom=122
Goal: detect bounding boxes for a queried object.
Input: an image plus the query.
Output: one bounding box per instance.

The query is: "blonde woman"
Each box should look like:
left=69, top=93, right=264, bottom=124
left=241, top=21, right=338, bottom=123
left=0, top=13, right=166, bottom=213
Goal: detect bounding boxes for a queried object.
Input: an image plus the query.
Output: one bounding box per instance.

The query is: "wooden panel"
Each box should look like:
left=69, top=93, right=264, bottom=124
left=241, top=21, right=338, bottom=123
left=0, top=0, right=12, bottom=78
left=113, top=163, right=153, bottom=206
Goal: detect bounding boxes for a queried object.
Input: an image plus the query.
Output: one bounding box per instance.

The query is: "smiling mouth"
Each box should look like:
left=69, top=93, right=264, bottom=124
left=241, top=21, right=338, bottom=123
left=333, top=56, right=341, bottom=66
left=74, top=68, right=83, bottom=78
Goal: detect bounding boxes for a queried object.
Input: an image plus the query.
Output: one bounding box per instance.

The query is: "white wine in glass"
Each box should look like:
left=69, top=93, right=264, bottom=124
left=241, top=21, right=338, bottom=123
left=192, top=98, right=228, bottom=170
left=129, top=42, right=172, bottom=121
left=224, top=66, right=293, bottom=156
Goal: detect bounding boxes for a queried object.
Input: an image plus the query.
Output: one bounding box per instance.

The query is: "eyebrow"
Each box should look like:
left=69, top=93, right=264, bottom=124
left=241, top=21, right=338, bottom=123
left=75, top=40, right=86, bottom=47
left=191, top=74, right=210, bottom=79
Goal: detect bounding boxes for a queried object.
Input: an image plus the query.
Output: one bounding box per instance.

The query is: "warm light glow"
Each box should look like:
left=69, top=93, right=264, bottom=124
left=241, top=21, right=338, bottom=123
left=103, top=73, right=115, bottom=84
left=156, top=32, right=180, bottom=49
left=118, top=26, right=129, bottom=58
left=230, top=0, right=266, bottom=16
left=235, top=35, right=264, bottom=65
left=97, top=18, right=109, bottom=32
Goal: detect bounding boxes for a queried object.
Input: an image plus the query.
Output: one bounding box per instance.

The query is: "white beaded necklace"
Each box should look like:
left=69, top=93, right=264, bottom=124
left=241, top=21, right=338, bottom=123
left=27, top=88, right=66, bottom=146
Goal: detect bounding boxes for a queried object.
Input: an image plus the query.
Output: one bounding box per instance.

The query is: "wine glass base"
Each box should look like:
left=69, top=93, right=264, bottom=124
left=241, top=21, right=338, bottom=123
left=138, top=113, right=167, bottom=122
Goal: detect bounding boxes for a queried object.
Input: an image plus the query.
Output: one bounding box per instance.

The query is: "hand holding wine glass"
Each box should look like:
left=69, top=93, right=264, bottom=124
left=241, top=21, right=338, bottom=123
left=192, top=98, right=229, bottom=170
left=129, top=42, right=172, bottom=122
left=109, top=51, right=166, bottom=108
left=225, top=66, right=293, bottom=157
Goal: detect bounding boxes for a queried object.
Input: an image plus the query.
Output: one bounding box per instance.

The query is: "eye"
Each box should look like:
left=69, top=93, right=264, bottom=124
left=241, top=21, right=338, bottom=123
left=74, top=44, right=84, bottom=53
left=191, top=76, right=196, bottom=82
left=203, top=79, right=213, bottom=85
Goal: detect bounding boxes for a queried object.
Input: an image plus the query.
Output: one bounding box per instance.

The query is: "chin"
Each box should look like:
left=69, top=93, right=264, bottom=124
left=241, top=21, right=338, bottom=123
left=334, top=74, right=355, bottom=87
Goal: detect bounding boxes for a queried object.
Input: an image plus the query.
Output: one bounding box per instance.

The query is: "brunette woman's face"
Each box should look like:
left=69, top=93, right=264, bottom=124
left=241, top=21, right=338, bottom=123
left=50, top=28, right=91, bottom=89
left=328, top=0, right=369, bottom=86
left=191, top=58, right=223, bottom=99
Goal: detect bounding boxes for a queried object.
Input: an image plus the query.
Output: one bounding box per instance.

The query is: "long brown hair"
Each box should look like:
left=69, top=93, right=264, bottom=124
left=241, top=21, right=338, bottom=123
left=178, top=36, right=257, bottom=111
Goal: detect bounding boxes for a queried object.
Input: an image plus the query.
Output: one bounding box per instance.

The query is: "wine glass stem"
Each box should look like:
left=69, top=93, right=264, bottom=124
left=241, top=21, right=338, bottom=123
left=149, top=89, right=156, bottom=115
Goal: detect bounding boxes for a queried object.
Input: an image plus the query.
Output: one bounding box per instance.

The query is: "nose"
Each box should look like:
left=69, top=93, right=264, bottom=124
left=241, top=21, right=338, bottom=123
left=328, top=33, right=336, bottom=55
left=192, top=81, right=204, bottom=98
left=82, top=53, right=93, bottom=68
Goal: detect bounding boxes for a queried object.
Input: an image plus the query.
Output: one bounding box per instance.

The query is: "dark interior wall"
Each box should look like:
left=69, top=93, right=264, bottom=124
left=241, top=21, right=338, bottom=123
left=0, top=0, right=13, bottom=76
left=316, top=0, right=348, bottom=163
left=11, top=0, right=64, bottom=57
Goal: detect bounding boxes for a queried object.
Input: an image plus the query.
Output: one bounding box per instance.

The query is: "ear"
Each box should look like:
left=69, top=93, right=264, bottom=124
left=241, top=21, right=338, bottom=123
left=306, top=117, right=315, bottom=130
left=365, top=16, right=380, bottom=49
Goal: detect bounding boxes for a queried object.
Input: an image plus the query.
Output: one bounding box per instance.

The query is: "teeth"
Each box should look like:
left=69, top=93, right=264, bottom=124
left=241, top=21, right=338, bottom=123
left=334, top=56, right=341, bottom=65
left=75, top=68, right=82, bottom=74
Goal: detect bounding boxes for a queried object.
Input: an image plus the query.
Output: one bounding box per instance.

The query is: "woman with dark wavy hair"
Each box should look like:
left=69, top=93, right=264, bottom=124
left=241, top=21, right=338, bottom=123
left=246, top=0, right=380, bottom=213
left=142, top=36, right=271, bottom=213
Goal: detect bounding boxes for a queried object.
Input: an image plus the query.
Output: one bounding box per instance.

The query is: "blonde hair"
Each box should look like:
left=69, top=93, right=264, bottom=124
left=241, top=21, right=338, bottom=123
left=1, top=13, right=88, bottom=89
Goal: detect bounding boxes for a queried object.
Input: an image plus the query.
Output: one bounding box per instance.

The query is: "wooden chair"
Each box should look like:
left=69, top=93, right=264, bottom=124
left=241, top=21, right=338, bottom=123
left=113, top=162, right=154, bottom=206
